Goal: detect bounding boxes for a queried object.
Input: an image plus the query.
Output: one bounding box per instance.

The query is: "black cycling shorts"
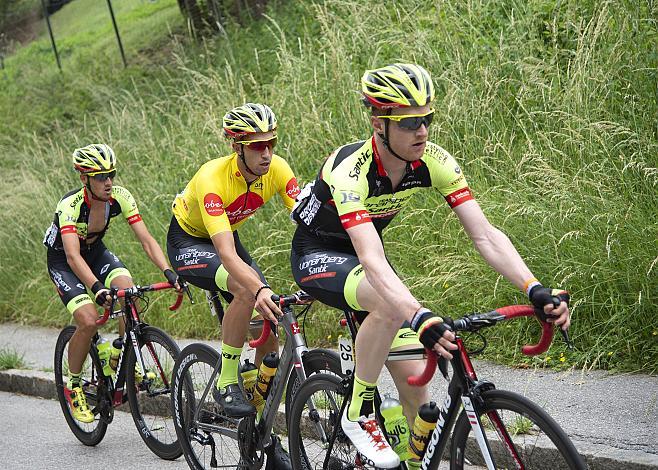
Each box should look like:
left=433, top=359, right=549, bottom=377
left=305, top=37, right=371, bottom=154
left=46, top=242, right=131, bottom=314
left=166, top=215, right=266, bottom=301
left=291, top=228, right=421, bottom=350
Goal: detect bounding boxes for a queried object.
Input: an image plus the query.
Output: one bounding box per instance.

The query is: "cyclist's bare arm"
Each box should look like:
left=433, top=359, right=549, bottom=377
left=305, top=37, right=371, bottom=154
left=346, top=222, right=421, bottom=321
left=61, top=232, right=111, bottom=307
left=453, top=199, right=570, bottom=326
left=130, top=220, right=181, bottom=291
left=210, top=230, right=282, bottom=321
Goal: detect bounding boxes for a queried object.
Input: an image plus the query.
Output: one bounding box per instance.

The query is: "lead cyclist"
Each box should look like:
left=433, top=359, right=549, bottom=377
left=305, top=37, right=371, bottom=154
left=290, top=63, right=570, bottom=468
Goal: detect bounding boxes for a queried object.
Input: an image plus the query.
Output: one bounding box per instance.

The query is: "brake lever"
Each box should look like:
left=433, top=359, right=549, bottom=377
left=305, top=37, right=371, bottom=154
left=183, top=283, right=194, bottom=305
left=551, top=295, right=574, bottom=350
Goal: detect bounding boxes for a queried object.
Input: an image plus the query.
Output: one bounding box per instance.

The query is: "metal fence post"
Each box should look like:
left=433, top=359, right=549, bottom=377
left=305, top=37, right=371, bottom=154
left=41, top=0, right=62, bottom=70
left=106, top=0, right=127, bottom=68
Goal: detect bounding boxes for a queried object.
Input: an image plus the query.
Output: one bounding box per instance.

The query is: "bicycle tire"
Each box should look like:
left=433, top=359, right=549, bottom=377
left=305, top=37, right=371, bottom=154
left=172, top=342, right=244, bottom=470
left=125, top=325, right=182, bottom=460
left=54, top=325, right=109, bottom=446
left=450, top=389, right=587, bottom=470
left=289, top=373, right=361, bottom=470
left=285, top=348, right=343, bottom=421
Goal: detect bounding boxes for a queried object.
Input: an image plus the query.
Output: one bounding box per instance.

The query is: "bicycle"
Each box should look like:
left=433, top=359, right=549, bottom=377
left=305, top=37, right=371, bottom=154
left=54, top=281, right=191, bottom=460
left=170, top=290, right=343, bottom=469
left=288, top=304, right=587, bottom=469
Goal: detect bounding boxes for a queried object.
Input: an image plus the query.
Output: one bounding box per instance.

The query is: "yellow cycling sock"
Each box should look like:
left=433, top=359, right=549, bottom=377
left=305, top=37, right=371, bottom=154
left=69, top=371, right=82, bottom=388
left=217, top=343, right=243, bottom=389
left=348, top=375, right=377, bottom=421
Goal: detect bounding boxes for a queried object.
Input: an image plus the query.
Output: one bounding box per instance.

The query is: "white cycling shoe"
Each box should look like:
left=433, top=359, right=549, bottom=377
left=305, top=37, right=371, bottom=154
left=341, top=408, right=400, bottom=469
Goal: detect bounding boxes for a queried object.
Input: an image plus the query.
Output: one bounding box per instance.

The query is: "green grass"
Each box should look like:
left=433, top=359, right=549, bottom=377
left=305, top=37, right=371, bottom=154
left=0, top=0, right=656, bottom=372
left=0, top=348, right=26, bottom=370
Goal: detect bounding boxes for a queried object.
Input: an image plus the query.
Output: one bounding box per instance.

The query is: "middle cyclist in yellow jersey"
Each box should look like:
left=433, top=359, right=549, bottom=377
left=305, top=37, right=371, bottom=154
left=166, top=103, right=299, bottom=467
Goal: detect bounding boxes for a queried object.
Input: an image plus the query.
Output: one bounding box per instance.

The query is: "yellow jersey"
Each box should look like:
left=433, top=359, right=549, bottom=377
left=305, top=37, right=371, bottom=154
left=172, top=153, right=300, bottom=238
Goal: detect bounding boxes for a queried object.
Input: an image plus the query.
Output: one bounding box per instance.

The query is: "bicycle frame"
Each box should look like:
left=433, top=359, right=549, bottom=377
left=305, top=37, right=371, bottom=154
left=94, top=282, right=185, bottom=409
left=337, top=305, right=556, bottom=470
left=191, top=293, right=325, bottom=453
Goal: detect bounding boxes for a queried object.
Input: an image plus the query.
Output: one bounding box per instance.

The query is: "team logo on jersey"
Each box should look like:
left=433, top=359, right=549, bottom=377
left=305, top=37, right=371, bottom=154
left=225, top=193, right=265, bottom=225
left=204, top=193, right=225, bottom=216
left=286, top=178, right=300, bottom=199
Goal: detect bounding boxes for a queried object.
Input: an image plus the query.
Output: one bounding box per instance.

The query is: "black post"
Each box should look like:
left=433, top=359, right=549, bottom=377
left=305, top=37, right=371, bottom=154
left=41, top=0, right=62, bottom=71
left=106, top=0, right=127, bottom=68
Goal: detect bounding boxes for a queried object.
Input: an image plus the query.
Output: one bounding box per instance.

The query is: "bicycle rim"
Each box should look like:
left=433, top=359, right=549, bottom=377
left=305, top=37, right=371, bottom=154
left=289, top=373, right=361, bottom=470
left=172, top=343, right=245, bottom=469
left=450, top=389, right=586, bottom=470
left=54, top=325, right=108, bottom=446
left=126, top=326, right=181, bottom=460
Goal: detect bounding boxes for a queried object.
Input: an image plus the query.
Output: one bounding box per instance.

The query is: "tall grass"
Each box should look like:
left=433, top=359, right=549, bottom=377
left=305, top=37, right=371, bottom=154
left=0, top=0, right=656, bottom=371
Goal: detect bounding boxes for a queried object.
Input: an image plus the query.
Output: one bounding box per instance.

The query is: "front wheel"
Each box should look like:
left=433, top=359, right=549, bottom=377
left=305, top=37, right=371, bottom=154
left=288, top=373, right=359, bottom=470
left=125, top=326, right=182, bottom=460
left=450, top=389, right=587, bottom=470
left=172, top=342, right=244, bottom=469
left=54, top=325, right=109, bottom=446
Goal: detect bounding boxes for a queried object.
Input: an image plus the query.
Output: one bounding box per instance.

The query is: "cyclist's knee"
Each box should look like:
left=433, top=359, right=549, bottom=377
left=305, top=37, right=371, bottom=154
left=73, top=307, right=98, bottom=336
left=230, top=283, right=256, bottom=308
left=367, top=309, right=402, bottom=331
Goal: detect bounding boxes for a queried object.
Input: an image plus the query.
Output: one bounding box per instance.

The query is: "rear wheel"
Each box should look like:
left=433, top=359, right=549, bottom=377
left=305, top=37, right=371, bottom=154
left=54, top=326, right=109, bottom=446
left=285, top=348, right=343, bottom=420
left=126, top=326, right=182, bottom=460
left=450, top=389, right=586, bottom=470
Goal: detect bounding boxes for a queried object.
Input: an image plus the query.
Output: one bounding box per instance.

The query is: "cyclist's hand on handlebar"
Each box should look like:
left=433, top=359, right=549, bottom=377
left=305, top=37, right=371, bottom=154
left=164, top=268, right=183, bottom=292
left=411, top=309, right=458, bottom=360
left=529, top=285, right=571, bottom=330
left=254, top=286, right=282, bottom=324
left=91, top=281, right=112, bottom=308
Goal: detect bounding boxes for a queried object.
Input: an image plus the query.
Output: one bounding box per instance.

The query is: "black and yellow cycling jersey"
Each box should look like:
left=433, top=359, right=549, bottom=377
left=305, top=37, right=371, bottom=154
left=172, top=152, right=300, bottom=238
left=291, top=137, right=473, bottom=249
left=43, top=186, right=142, bottom=252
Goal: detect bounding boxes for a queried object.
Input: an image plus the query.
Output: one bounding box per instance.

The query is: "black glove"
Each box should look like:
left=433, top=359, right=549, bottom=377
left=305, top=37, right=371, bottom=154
left=91, top=281, right=110, bottom=307
left=529, top=285, right=570, bottom=314
left=410, top=310, right=453, bottom=351
left=164, top=268, right=179, bottom=287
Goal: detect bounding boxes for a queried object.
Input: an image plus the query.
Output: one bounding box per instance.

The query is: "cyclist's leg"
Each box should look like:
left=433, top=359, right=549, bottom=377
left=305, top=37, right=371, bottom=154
left=292, top=242, right=400, bottom=467
left=167, top=218, right=256, bottom=417
left=233, top=231, right=278, bottom=366
left=48, top=256, right=97, bottom=422
left=386, top=327, right=429, bottom=426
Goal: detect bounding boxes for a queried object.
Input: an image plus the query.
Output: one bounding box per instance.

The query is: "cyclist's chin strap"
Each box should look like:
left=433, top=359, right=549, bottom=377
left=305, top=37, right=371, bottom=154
left=84, top=178, right=105, bottom=201
left=238, top=145, right=260, bottom=179
left=378, top=111, right=413, bottom=164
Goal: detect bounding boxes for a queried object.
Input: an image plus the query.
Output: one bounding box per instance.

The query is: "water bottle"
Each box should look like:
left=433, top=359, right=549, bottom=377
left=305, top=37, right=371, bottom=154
left=240, top=359, right=261, bottom=408
left=109, top=337, right=123, bottom=371
left=381, top=394, right=412, bottom=461
left=255, top=352, right=279, bottom=412
left=96, top=337, right=113, bottom=377
left=408, top=401, right=440, bottom=460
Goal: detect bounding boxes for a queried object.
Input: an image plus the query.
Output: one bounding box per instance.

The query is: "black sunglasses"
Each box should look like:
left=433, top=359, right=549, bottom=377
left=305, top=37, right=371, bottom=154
left=90, top=170, right=116, bottom=182
left=380, top=110, right=435, bottom=131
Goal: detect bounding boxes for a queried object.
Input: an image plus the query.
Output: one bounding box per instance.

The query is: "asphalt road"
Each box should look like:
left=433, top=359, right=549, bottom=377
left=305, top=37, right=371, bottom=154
left=0, top=391, right=189, bottom=470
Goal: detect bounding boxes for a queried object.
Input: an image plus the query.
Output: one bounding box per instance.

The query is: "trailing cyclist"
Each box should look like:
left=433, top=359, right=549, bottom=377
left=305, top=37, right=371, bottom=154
left=166, top=103, right=300, bottom=467
left=44, top=144, right=180, bottom=424
left=290, top=63, right=570, bottom=468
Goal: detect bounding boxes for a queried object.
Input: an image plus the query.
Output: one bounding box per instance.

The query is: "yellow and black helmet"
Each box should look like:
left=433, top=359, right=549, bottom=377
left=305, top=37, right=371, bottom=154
left=72, top=144, right=116, bottom=174
left=222, top=103, right=277, bottom=138
left=361, top=63, right=434, bottom=109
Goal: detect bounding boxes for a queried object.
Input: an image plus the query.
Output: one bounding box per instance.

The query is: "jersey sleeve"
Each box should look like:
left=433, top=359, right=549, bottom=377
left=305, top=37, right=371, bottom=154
left=56, top=196, right=80, bottom=235
left=424, top=143, right=474, bottom=209
left=195, top=170, right=232, bottom=237
left=273, top=156, right=301, bottom=212
left=324, top=151, right=372, bottom=229
left=112, top=186, right=143, bottom=225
